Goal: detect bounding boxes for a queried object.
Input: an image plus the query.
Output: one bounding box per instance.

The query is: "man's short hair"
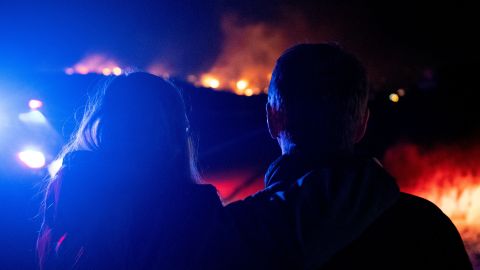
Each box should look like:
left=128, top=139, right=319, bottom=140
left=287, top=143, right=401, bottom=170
left=268, top=43, right=368, bottom=151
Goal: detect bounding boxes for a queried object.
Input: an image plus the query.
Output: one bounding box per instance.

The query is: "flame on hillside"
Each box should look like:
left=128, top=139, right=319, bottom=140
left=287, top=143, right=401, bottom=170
left=195, top=14, right=316, bottom=95
left=65, top=54, right=124, bottom=76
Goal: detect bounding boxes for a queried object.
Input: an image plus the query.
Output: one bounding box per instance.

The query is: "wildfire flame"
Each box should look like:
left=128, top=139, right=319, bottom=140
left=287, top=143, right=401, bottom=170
left=384, top=143, right=480, bottom=267
left=64, top=14, right=322, bottom=97
left=195, top=14, right=313, bottom=95
left=65, top=54, right=124, bottom=76
left=200, top=75, right=221, bottom=89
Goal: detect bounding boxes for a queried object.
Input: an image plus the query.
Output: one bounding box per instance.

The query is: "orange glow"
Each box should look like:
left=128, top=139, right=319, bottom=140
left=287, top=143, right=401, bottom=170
left=112, top=67, right=122, bottom=76
left=397, top=88, right=406, bottom=97
left=244, top=88, right=254, bottom=96
left=200, top=75, right=220, bottom=89
left=66, top=54, right=124, bottom=76
left=389, top=93, right=399, bottom=102
left=194, top=15, right=311, bottom=95
left=202, top=169, right=264, bottom=204
left=76, top=65, right=89, bottom=75
left=420, top=184, right=480, bottom=227
left=102, top=68, right=112, bottom=76
left=233, top=88, right=244, bottom=95
left=384, top=143, right=480, bottom=266
left=236, top=80, right=248, bottom=91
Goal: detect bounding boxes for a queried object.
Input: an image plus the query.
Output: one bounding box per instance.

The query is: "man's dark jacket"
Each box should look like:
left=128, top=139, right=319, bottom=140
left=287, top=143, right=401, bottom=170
left=226, top=153, right=472, bottom=270
left=322, top=193, right=473, bottom=270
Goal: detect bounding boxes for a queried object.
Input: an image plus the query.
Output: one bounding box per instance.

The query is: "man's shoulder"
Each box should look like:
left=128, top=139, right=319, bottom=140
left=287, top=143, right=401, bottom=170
left=368, top=191, right=465, bottom=250
left=388, top=192, right=451, bottom=225
left=323, top=192, right=473, bottom=269
left=396, top=192, right=439, bottom=209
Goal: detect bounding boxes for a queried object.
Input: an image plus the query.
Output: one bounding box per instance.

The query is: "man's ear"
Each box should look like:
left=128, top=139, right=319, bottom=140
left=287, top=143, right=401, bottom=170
left=267, top=103, right=281, bottom=139
left=353, top=109, right=370, bottom=144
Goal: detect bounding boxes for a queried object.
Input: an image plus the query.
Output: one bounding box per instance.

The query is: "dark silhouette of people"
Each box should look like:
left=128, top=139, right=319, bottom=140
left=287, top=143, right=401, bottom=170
left=36, top=70, right=408, bottom=270
left=226, top=43, right=472, bottom=269
left=37, top=73, right=235, bottom=269
left=36, top=44, right=473, bottom=270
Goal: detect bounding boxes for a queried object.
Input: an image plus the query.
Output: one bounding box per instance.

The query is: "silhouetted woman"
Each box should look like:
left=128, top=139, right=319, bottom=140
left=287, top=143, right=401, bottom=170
left=37, top=72, right=228, bottom=269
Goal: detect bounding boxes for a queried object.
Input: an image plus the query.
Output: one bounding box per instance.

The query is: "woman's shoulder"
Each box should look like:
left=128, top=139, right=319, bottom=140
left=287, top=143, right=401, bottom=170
left=49, top=151, right=107, bottom=202
left=59, top=151, right=116, bottom=186
left=188, top=184, right=223, bottom=207
left=193, top=183, right=218, bottom=194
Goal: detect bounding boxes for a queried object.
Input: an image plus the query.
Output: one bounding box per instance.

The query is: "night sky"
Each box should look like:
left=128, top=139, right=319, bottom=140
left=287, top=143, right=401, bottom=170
left=1, top=0, right=477, bottom=86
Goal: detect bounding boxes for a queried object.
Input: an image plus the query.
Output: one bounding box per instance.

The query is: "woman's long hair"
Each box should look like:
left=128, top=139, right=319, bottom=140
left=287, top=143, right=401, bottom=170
left=37, top=72, right=200, bottom=269
left=60, top=72, right=198, bottom=179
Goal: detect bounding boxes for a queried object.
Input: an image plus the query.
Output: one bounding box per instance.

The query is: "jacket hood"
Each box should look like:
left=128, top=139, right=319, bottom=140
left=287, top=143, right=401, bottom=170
left=264, top=153, right=400, bottom=270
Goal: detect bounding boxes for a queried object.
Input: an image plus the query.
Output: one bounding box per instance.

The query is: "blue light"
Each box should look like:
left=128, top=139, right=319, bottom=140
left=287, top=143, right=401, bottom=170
left=28, top=99, right=43, bottom=110
left=0, top=105, right=9, bottom=131
left=17, top=149, right=46, bottom=169
left=18, top=110, right=47, bottom=124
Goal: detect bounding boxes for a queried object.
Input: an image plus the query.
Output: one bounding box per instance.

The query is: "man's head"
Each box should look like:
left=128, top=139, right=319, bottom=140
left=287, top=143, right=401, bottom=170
left=267, top=43, right=369, bottom=155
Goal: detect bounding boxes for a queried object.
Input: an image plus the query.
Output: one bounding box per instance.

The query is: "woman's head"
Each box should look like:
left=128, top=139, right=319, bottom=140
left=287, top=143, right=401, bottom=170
left=62, top=72, right=196, bottom=180
left=38, top=72, right=198, bottom=269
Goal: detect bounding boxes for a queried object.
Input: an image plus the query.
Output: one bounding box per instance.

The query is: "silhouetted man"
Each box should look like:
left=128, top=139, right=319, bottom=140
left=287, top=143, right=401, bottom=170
left=226, top=44, right=472, bottom=270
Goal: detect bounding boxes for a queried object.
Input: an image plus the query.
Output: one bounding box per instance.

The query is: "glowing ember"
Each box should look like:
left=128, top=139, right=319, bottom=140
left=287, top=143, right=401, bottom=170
left=384, top=143, right=480, bottom=267
left=102, top=68, right=112, bottom=76
left=200, top=75, right=220, bottom=89
left=236, top=80, right=248, bottom=91
left=389, top=93, right=400, bottom=102
left=112, top=67, right=122, bottom=76
left=76, top=65, right=89, bottom=75
left=244, top=88, right=254, bottom=96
